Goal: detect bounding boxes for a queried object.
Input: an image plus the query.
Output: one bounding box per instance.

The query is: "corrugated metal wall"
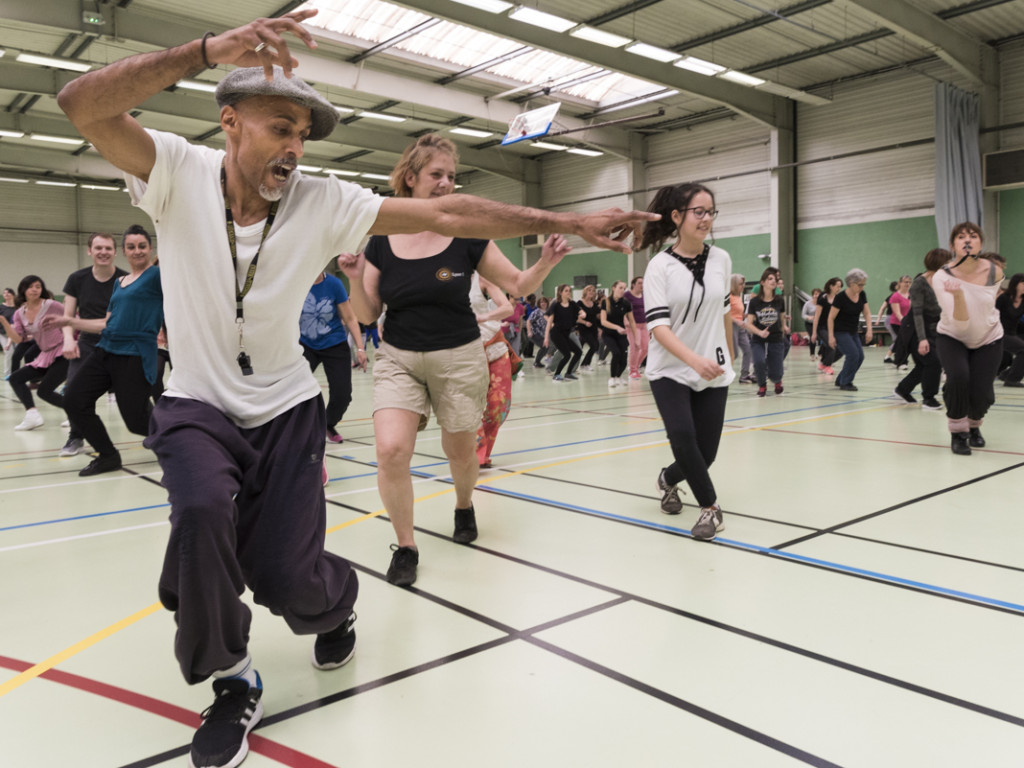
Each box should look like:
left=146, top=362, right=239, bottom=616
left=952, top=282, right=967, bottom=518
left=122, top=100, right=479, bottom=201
left=458, top=169, right=523, bottom=206
left=539, top=153, right=631, bottom=250
left=647, top=117, right=772, bottom=239
left=1000, top=41, right=1024, bottom=149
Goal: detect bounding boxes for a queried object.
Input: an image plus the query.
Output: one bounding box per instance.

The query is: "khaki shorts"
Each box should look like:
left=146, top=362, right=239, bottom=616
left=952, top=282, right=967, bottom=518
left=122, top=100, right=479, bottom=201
left=373, top=339, right=490, bottom=433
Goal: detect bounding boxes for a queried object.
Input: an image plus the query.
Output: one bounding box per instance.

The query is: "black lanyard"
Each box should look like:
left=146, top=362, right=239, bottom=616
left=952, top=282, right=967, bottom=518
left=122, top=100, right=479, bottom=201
left=222, top=164, right=279, bottom=375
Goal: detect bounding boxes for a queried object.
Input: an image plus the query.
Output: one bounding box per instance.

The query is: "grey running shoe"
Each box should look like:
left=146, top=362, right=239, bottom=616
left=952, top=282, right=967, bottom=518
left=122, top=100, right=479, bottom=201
left=59, top=438, right=84, bottom=457
left=655, top=469, right=684, bottom=515
left=692, top=504, right=724, bottom=541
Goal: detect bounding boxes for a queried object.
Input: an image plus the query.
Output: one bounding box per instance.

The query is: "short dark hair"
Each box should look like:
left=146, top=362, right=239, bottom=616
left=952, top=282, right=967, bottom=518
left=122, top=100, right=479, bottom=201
left=949, top=221, right=983, bottom=244
left=88, top=232, right=116, bottom=249
left=923, top=248, right=951, bottom=272
left=122, top=223, right=152, bottom=248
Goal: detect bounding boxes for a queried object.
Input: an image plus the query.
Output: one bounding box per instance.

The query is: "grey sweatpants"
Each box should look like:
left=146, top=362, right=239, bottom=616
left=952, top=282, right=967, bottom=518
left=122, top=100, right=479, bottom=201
left=146, top=395, right=359, bottom=684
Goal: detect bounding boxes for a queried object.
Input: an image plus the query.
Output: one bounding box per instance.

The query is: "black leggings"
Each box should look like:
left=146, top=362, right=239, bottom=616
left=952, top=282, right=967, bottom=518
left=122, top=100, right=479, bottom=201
left=649, top=379, right=728, bottom=508
left=935, top=334, right=1002, bottom=423
left=578, top=326, right=600, bottom=367
left=64, top=348, right=152, bottom=457
left=605, top=332, right=629, bottom=378
left=10, top=340, right=39, bottom=373
left=9, top=358, right=67, bottom=410
left=302, top=341, right=353, bottom=429
left=549, top=328, right=581, bottom=376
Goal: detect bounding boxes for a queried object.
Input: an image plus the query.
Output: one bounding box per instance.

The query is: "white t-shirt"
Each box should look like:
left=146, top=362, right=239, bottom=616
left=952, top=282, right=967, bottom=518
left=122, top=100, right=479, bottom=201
left=127, top=129, right=383, bottom=427
left=643, top=245, right=735, bottom=391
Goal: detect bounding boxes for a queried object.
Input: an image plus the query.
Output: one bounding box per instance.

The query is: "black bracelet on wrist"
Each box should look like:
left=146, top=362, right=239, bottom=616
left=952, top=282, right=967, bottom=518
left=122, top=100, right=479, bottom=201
left=201, top=32, right=216, bottom=70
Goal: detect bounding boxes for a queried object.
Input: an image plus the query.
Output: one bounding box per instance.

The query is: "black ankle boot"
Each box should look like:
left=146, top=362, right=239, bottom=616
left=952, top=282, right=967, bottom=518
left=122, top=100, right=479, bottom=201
left=453, top=506, right=477, bottom=544
left=968, top=427, right=986, bottom=448
left=951, top=432, right=972, bottom=455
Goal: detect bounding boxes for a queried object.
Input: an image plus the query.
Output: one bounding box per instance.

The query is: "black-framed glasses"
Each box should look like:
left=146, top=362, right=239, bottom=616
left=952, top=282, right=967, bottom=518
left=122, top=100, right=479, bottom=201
left=682, top=207, right=719, bottom=219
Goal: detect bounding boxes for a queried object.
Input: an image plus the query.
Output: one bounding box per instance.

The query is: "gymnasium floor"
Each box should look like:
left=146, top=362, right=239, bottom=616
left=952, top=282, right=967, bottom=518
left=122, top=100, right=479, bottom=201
left=1, top=345, right=1022, bottom=767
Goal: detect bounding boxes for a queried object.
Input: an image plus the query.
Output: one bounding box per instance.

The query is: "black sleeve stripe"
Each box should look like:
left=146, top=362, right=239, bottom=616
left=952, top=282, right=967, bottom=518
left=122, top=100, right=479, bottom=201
left=723, top=296, right=731, bottom=307
left=646, top=308, right=670, bottom=323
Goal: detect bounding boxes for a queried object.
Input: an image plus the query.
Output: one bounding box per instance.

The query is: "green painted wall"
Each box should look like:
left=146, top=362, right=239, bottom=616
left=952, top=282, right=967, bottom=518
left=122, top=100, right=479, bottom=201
left=714, top=233, right=771, bottom=284
left=542, top=249, right=628, bottom=300
left=1000, top=189, right=1024, bottom=271
left=794, top=217, right=938, bottom=298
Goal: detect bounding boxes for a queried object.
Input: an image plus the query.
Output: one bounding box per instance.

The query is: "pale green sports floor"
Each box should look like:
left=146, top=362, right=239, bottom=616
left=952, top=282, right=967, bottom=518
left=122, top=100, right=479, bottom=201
left=1, top=345, right=1023, bottom=767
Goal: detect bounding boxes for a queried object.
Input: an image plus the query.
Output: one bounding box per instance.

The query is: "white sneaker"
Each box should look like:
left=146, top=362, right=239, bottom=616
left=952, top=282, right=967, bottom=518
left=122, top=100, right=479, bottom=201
left=579, top=364, right=593, bottom=373
left=608, top=377, right=618, bottom=388
left=15, top=409, right=44, bottom=431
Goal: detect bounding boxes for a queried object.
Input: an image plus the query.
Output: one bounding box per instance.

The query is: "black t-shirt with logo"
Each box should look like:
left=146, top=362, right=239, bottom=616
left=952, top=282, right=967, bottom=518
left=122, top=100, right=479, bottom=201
left=364, top=235, right=487, bottom=351
left=63, top=266, right=127, bottom=344
left=577, top=301, right=600, bottom=332
left=747, top=294, right=785, bottom=342
left=603, top=296, right=631, bottom=328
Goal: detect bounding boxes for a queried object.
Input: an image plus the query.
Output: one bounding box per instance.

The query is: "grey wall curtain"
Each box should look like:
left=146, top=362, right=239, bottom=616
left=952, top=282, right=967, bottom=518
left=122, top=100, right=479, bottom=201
left=935, top=83, right=983, bottom=248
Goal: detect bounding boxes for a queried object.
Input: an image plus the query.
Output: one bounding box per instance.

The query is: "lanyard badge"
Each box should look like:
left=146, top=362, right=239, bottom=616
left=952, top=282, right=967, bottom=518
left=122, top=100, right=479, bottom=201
left=223, top=164, right=278, bottom=376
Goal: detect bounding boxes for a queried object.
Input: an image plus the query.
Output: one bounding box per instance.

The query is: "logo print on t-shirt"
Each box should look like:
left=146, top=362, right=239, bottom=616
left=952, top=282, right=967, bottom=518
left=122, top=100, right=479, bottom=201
left=436, top=268, right=453, bottom=281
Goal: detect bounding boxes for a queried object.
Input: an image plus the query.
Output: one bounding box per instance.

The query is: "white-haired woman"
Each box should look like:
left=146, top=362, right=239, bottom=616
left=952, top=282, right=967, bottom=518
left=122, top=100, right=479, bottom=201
left=827, top=269, right=873, bottom=392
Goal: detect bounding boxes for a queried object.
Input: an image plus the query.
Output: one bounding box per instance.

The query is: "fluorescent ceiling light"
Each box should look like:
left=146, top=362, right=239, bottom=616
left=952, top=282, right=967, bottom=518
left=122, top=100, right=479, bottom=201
left=569, top=26, right=631, bottom=48
left=332, top=104, right=354, bottom=114
left=176, top=79, right=218, bottom=93
left=719, top=70, right=765, bottom=87
left=80, top=184, right=120, bottom=191
left=36, top=180, right=77, bottom=187
left=509, top=7, right=576, bottom=33
left=360, top=172, right=391, bottom=180
left=359, top=111, right=405, bottom=123
left=625, top=43, right=679, bottom=63
left=0, top=129, right=26, bottom=138
left=324, top=168, right=360, bottom=177
left=566, top=147, right=603, bottom=157
left=531, top=141, right=567, bottom=151
left=0, top=176, right=29, bottom=183
left=675, top=56, right=725, bottom=76
left=450, top=127, right=493, bottom=138
left=296, top=164, right=323, bottom=173
left=0, top=49, right=6, bottom=58
left=30, top=134, right=84, bottom=146
left=449, top=0, right=513, bottom=12
left=16, top=52, right=92, bottom=72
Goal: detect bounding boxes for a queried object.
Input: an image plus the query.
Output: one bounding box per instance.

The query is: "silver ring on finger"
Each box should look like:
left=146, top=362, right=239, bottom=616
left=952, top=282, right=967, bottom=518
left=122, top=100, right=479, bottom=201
left=254, top=42, right=268, bottom=53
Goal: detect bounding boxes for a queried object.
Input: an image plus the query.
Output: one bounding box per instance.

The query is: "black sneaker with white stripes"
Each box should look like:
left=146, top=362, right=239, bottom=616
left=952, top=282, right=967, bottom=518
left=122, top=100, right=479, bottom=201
left=189, top=675, right=263, bottom=768
left=312, top=611, right=357, bottom=670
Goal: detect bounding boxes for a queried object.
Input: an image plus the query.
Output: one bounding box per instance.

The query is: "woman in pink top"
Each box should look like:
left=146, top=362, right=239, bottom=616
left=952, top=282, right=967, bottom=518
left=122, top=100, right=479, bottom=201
left=626, top=275, right=647, bottom=378
left=0, top=275, right=68, bottom=431
left=882, top=275, right=911, bottom=365
left=932, top=222, right=1004, bottom=455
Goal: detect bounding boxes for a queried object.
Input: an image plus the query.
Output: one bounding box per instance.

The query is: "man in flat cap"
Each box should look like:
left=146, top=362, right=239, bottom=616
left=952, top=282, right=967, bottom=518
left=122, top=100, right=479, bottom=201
left=58, top=10, right=655, bottom=768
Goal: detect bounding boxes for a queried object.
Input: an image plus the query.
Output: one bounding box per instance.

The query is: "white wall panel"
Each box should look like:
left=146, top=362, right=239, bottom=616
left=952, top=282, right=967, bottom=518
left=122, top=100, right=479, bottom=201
left=458, top=170, right=523, bottom=206
left=646, top=118, right=772, bottom=239
left=1000, top=42, right=1024, bottom=149
left=539, top=154, right=631, bottom=251
left=796, top=68, right=940, bottom=229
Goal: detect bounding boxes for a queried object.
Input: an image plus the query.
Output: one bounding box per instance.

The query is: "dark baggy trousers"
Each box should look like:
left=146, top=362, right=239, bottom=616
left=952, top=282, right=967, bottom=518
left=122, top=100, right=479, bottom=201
left=935, top=335, right=1002, bottom=422
left=64, top=348, right=152, bottom=457
left=146, top=395, right=359, bottom=684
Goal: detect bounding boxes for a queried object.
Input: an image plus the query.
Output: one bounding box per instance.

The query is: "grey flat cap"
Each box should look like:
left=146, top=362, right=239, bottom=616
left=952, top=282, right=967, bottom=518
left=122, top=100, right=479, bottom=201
left=215, top=66, right=338, bottom=141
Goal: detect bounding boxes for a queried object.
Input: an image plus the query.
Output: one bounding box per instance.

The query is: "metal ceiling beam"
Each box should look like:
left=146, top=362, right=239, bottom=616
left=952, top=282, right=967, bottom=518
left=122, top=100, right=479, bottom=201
left=349, top=18, right=442, bottom=64
left=391, top=0, right=788, bottom=128
left=0, top=62, right=530, bottom=181
left=845, top=0, right=997, bottom=85
left=673, top=0, right=833, bottom=51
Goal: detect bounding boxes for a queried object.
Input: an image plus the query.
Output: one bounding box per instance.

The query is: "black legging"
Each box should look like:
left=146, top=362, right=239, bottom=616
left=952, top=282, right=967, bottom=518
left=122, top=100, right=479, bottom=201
left=10, top=340, right=39, bottom=373
left=605, top=332, right=629, bottom=378
left=935, top=334, right=1002, bottom=424
left=64, top=348, right=152, bottom=458
left=302, top=342, right=353, bottom=429
left=578, top=326, right=599, bottom=367
left=649, top=379, right=728, bottom=508
left=9, top=357, right=68, bottom=410
left=549, top=328, right=581, bottom=376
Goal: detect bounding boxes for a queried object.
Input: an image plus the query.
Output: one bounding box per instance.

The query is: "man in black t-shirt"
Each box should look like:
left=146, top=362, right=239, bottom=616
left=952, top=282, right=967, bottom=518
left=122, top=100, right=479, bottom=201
left=59, top=233, right=127, bottom=456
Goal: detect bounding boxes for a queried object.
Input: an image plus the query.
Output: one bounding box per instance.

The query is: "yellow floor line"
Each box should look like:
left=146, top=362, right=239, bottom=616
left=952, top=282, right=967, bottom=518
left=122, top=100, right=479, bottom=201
left=0, top=602, right=162, bottom=699
left=2, top=402, right=893, bottom=699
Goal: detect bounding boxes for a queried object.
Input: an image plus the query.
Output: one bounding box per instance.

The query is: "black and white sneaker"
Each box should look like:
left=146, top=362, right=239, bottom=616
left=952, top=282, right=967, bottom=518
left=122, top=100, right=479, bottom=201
left=189, top=675, right=263, bottom=768
left=312, top=612, right=357, bottom=670
left=893, top=388, right=916, bottom=404
left=656, top=469, right=684, bottom=515
left=386, top=544, right=419, bottom=586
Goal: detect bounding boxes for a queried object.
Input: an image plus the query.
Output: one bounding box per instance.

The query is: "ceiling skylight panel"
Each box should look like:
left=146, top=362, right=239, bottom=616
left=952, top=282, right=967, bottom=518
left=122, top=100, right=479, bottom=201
left=487, top=49, right=589, bottom=87
left=561, top=72, right=661, bottom=105
left=397, top=19, right=523, bottom=67
left=304, top=0, right=431, bottom=44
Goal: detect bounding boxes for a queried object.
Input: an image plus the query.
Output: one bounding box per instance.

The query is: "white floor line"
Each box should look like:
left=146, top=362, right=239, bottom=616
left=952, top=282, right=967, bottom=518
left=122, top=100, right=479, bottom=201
left=0, top=521, right=168, bottom=553
left=0, top=470, right=164, bottom=495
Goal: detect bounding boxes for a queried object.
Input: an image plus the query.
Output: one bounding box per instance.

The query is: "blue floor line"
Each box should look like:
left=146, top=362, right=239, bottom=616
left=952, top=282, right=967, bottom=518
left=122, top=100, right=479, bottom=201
left=474, top=484, right=1024, bottom=615
left=0, top=503, right=169, bottom=532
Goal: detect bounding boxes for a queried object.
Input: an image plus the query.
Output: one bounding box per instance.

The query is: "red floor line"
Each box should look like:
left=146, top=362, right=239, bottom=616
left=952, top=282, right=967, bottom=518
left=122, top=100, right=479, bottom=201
left=764, top=428, right=1024, bottom=456
left=0, top=654, right=338, bottom=768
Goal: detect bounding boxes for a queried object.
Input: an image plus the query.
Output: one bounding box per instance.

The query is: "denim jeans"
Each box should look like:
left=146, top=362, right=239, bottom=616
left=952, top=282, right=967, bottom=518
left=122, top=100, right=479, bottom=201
left=834, top=332, right=864, bottom=386
left=750, top=339, right=784, bottom=386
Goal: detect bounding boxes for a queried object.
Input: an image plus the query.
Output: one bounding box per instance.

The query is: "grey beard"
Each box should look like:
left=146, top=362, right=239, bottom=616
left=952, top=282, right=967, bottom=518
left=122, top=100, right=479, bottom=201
left=258, top=183, right=284, bottom=202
